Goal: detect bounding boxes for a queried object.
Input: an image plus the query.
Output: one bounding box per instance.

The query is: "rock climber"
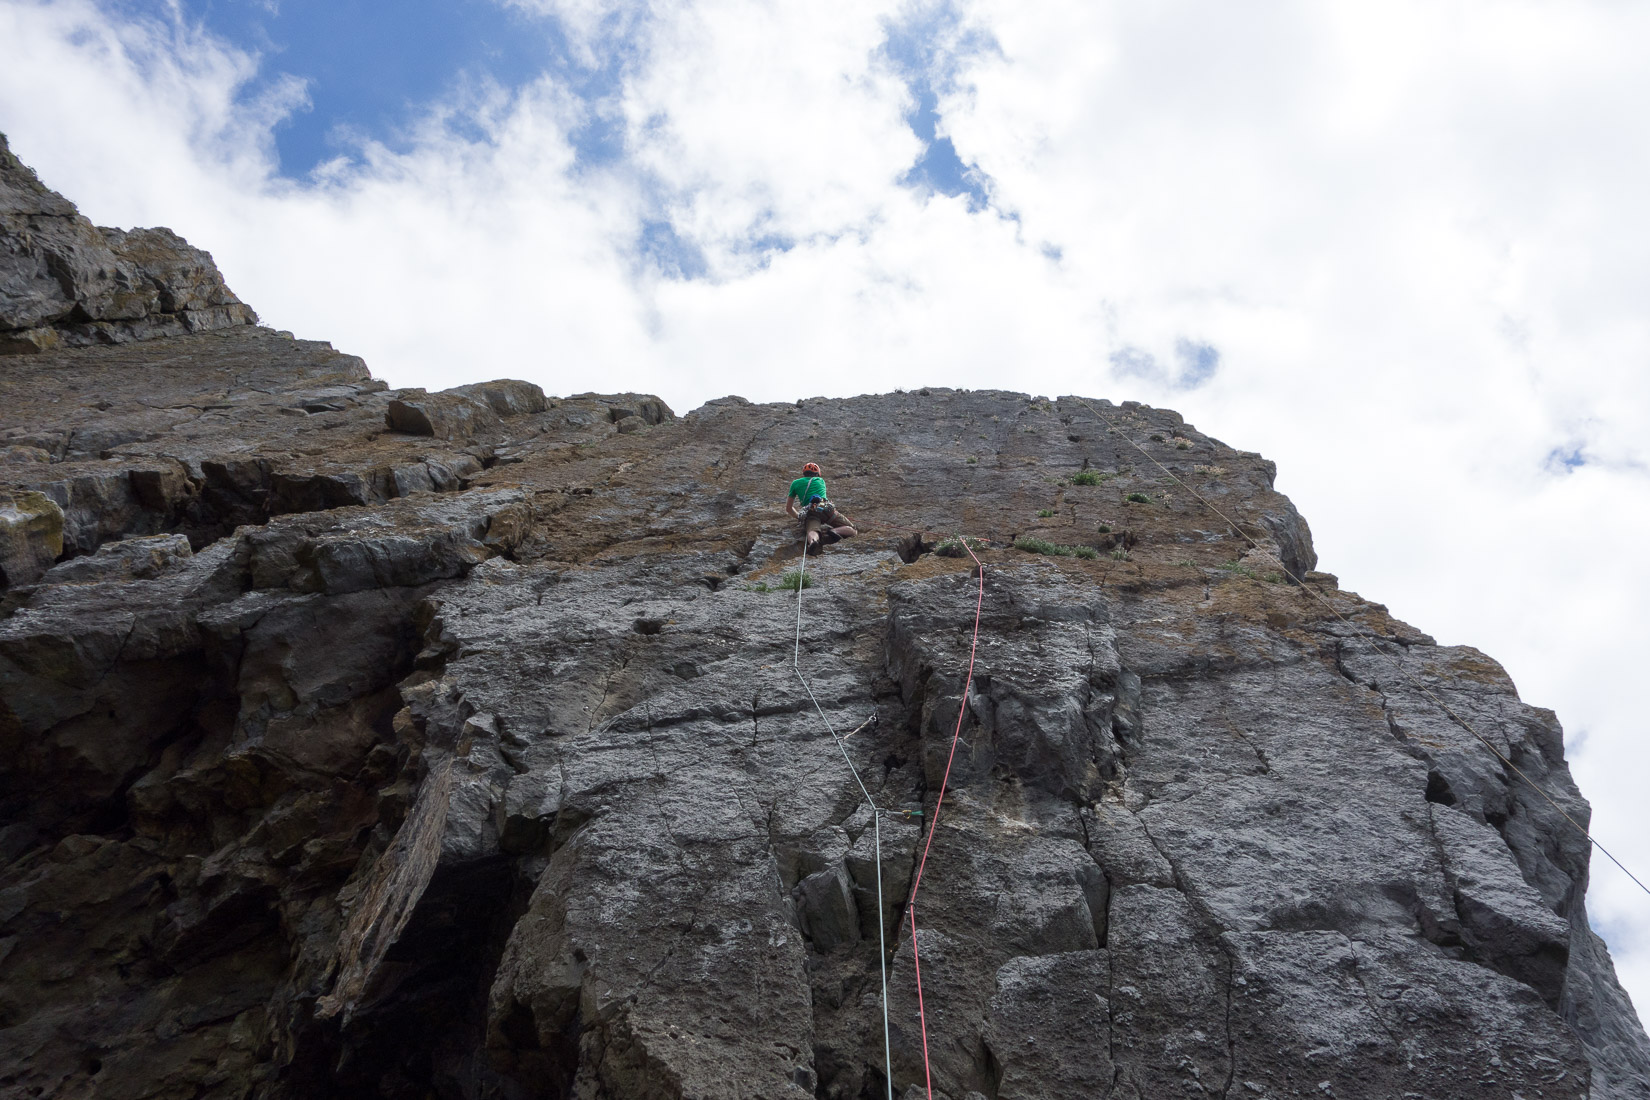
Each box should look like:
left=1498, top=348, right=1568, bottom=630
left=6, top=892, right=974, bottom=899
left=786, top=461, right=857, bottom=551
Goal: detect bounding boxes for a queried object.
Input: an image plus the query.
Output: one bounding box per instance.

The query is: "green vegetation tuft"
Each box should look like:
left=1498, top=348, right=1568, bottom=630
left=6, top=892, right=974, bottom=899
left=1110, top=548, right=1130, bottom=561
left=936, top=536, right=987, bottom=558
left=1125, top=492, right=1152, bottom=504
left=1070, top=470, right=1110, bottom=486
left=1036, top=508, right=1057, bottom=518
left=1096, top=523, right=1112, bottom=533
left=1014, top=536, right=1099, bottom=560
left=750, top=570, right=814, bottom=592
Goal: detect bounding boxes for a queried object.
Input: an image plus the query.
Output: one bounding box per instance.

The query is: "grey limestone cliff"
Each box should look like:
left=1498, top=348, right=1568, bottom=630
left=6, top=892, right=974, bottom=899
left=0, top=133, right=256, bottom=356
left=0, top=150, right=1646, bottom=1100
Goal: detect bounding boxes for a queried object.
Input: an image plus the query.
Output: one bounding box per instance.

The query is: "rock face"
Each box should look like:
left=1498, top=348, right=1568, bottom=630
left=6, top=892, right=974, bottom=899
left=0, top=132, right=256, bottom=355
left=0, top=190, right=1648, bottom=1100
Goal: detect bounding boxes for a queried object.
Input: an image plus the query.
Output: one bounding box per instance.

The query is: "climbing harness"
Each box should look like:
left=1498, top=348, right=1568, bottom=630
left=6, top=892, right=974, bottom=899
left=1069, top=395, right=1650, bottom=901
left=792, top=547, right=896, bottom=1100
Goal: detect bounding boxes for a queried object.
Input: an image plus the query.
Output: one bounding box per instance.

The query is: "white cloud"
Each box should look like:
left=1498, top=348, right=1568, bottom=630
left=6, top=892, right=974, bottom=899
left=3, top=0, right=1648, bottom=1016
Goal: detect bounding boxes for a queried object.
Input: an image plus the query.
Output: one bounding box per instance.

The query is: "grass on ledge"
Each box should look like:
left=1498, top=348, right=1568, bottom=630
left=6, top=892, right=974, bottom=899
left=1219, top=560, right=1286, bottom=585
left=1014, top=536, right=1100, bottom=560
left=936, top=536, right=988, bottom=558
left=748, top=569, right=814, bottom=592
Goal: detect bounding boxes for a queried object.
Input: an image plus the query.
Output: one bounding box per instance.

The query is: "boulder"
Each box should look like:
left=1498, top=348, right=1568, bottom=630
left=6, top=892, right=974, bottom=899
left=385, top=391, right=502, bottom=440
left=450, top=379, right=549, bottom=417
left=0, top=488, right=63, bottom=584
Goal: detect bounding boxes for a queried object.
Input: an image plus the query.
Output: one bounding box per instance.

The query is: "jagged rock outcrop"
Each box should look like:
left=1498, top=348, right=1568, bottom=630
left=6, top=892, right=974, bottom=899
left=0, top=132, right=256, bottom=355
left=0, top=168, right=1647, bottom=1100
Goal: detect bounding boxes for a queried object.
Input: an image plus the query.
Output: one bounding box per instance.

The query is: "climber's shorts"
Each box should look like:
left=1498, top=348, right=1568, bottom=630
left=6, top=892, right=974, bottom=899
left=799, top=504, right=848, bottom=537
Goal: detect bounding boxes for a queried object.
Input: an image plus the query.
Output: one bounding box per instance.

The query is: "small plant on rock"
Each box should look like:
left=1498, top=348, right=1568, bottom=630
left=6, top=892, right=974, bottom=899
left=1110, top=548, right=1130, bottom=561
left=1014, top=537, right=1100, bottom=560
left=1125, top=492, right=1152, bottom=504
left=936, top=536, right=987, bottom=558
left=777, top=569, right=813, bottom=591
left=1070, top=470, right=1109, bottom=486
left=1036, top=508, right=1057, bottom=518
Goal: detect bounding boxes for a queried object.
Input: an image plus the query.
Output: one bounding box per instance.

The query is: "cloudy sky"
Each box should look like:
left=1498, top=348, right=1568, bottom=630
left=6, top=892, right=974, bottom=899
left=3, top=0, right=1647, bottom=1012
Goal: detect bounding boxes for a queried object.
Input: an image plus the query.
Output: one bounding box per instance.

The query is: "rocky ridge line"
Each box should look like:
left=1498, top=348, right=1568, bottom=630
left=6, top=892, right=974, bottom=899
left=1, top=132, right=256, bottom=355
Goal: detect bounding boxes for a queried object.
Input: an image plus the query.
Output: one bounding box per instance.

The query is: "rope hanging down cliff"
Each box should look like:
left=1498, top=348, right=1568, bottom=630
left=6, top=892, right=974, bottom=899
left=1069, top=394, right=1650, bottom=902
left=791, top=547, right=896, bottom=1100
left=901, top=535, right=987, bottom=1100
left=792, top=527, right=987, bottom=1100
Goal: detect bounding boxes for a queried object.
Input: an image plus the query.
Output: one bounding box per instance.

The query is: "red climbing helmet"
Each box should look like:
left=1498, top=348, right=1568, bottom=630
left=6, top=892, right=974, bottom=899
left=802, top=462, right=822, bottom=475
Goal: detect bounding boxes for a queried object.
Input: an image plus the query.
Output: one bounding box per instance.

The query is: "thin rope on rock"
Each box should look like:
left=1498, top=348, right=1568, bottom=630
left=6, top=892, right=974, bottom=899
left=903, top=536, right=986, bottom=1100
left=792, top=545, right=896, bottom=1100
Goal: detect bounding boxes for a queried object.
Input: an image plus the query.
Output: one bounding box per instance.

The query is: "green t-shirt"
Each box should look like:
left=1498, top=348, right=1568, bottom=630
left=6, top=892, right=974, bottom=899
left=788, top=476, right=827, bottom=505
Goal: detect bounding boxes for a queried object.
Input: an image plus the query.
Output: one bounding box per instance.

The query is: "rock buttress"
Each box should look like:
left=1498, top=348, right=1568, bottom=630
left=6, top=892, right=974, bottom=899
left=0, top=133, right=257, bottom=355
left=0, top=370, right=1646, bottom=1100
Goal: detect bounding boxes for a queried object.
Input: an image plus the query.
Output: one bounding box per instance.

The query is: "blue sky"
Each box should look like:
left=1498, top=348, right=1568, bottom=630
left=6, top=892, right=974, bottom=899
left=122, top=0, right=555, bottom=176
left=148, top=0, right=998, bottom=281
left=879, top=2, right=992, bottom=208
left=124, top=0, right=990, bottom=208
left=3, top=0, right=1648, bottom=1014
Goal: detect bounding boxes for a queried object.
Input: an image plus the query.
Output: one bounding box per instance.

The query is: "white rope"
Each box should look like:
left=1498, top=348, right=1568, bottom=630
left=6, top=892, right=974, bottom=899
left=792, top=539, right=896, bottom=1100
